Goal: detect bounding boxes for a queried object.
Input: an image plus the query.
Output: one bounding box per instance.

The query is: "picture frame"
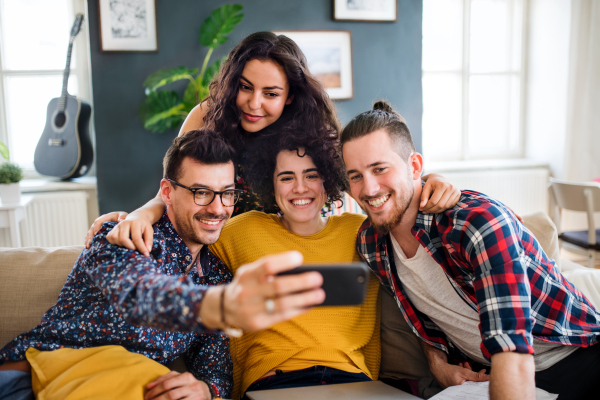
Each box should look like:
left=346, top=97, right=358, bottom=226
left=333, top=0, right=397, bottom=22
left=98, top=0, right=158, bottom=52
left=273, top=30, right=353, bottom=100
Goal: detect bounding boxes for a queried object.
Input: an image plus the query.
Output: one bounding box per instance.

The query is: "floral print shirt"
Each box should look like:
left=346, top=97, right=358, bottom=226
left=0, top=212, right=233, bottom=398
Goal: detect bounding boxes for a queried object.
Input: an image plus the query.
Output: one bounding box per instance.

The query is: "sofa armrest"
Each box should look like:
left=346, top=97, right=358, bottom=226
left=0, top=246, right=83, bottom=348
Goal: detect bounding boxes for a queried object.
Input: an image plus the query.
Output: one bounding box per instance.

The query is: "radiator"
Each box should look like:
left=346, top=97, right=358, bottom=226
left=333, top=167, right=550, bottom=217
left=435, top=167, right=550, bottom=216
left=0, top=191, right=89, bottom=247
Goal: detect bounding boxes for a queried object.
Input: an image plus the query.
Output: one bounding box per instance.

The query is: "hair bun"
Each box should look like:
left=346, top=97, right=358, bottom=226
left=372, top=100, right=405, bottom=122
left=372, top=100, right=394, bottom=113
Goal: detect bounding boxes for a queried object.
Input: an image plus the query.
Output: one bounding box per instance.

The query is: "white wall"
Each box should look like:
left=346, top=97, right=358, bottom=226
left=525, top=0, right=572, bottom=179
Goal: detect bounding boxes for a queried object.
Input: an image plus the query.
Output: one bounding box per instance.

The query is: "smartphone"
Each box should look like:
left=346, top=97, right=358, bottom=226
left=277, top=262, right=370, bottom=306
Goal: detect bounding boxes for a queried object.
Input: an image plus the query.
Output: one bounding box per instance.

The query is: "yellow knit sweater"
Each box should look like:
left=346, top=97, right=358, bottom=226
left=209, top=211, right=380, bottom=399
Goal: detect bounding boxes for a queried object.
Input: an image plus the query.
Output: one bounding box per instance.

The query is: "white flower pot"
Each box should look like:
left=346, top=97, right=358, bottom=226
left=0, top=182, right=21, bottom=205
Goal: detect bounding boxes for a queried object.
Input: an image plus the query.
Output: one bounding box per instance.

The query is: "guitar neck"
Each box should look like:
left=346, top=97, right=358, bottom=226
left=57, top=36, right=76, bottom=112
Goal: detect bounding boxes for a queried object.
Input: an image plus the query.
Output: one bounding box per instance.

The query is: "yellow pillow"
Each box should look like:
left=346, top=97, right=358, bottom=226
left=26, top=345, right=170, bottom=400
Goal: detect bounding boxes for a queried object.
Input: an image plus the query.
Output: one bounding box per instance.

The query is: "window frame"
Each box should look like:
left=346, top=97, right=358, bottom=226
left=422, top=0, right=529, bottom=162
left=0, top=0, right=94, bottom=178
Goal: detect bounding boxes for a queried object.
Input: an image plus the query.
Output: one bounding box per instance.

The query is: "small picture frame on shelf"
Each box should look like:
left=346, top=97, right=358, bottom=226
left=98, top=0, right=158, bottom=52
left=273, top=30, right=353, bottom=100
left=333, top=0, right=397, bottom=22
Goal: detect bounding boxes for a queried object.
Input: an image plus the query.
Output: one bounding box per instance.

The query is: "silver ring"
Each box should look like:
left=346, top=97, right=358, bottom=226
left=265, top=298, right=275, bottom=314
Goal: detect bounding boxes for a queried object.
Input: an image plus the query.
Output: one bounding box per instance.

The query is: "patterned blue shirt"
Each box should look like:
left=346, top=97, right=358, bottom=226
left=0, top=212, right=233, bottom=398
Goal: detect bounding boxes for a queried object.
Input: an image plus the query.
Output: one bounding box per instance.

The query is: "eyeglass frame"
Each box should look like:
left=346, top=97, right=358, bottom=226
left=166, top=178, right=243, bottom=207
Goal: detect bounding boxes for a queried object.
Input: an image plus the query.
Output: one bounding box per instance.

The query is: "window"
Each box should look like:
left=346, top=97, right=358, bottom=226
left=422, top=0, right=525, bottom=162
left=0, top=0, right=93, bottom=176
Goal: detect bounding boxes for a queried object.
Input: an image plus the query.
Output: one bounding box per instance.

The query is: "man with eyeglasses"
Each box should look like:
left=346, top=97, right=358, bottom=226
left=0, top=129, right=325, bottom=400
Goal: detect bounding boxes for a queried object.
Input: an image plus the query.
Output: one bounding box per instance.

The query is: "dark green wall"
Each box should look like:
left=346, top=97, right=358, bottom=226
left=87, top=0, right=423, bottom=213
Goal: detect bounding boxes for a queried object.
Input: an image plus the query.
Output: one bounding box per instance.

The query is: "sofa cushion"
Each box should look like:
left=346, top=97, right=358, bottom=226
left=378, top=288, right=433, bottom=381
left=521, top=212, right=561, bottom=268
left=0, top=246, right=83, bottom=348
left=560, top=258, right=600, bottom=309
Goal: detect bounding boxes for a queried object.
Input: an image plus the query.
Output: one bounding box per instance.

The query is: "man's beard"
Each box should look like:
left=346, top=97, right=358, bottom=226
left=362, top=185, right=414, bottom=236
left=175, top=211, right=229, bottom=246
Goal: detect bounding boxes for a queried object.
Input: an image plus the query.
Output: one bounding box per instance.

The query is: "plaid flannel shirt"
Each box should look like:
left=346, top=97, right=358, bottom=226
left=357, top=189, right=600, bottom=361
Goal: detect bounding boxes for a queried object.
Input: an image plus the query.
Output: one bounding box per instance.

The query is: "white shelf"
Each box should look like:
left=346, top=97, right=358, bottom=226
left=20, top=177, right=97, bottom=193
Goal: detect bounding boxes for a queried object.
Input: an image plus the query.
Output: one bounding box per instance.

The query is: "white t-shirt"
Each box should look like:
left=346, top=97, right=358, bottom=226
left=389, top=235, right=577, bottom=371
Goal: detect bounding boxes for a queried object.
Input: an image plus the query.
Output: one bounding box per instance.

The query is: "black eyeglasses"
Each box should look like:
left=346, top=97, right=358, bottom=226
left=167, top=179, right=243, bottom=207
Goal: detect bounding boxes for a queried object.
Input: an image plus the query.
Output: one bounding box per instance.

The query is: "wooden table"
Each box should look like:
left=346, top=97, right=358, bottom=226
left=0, top=195, right=33, bottom=247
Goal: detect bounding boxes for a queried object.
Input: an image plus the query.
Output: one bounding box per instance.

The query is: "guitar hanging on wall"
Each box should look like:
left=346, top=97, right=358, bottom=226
left=34, top=14, right=93, bottom=180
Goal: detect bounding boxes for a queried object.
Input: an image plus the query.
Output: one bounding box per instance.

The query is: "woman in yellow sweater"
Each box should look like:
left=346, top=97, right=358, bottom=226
left=209, top=135, right=380, bottom=399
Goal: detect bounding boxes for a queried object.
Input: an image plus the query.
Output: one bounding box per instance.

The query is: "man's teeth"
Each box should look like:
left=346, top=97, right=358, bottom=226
left=292, top=199, right=312, bottom=206
left=367, top=195, right=390, bottom=208
left=200, top=219, right=219, bottom=225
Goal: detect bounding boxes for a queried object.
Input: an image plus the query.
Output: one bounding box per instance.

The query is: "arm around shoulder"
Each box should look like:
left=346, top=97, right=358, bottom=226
left=106, top=194, right=166, bottom=256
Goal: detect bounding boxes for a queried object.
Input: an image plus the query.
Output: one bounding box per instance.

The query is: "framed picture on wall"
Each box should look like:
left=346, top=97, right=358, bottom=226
left=333, top=0, right=397, bottom=22
left=273, top=30, right=353, bottom=100
left=98, top=0, right=158, bottom=51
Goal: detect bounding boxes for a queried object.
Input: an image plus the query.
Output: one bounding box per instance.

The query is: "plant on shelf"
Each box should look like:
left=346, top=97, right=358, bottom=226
left=0, top=162, right=23, bottom=185
left=139, top=4, right=244, bottom=133
left=0, top=146, right=23, bottom=204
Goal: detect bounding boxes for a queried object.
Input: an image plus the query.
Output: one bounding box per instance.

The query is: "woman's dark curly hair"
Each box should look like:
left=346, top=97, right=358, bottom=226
left=203, top=31, right=340, bottom=151
left=244, top=133, right=348, bottom=213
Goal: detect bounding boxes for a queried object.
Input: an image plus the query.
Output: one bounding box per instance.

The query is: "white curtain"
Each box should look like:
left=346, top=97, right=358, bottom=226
left=564, top=0, right=600, bottom=182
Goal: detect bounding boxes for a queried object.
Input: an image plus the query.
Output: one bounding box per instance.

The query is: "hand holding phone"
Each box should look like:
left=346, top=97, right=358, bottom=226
left=278, top=262, right=370, bottom=306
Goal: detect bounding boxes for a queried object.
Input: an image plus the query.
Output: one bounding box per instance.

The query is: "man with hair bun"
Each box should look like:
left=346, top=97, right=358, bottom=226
left=341, top=101, right=600, bottom=400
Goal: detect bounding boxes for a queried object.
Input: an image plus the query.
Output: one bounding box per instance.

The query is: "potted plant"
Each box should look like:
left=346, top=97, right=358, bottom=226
left=0, top=142, right=23, bottom=204
left=139, top=4, right=244, bottom=133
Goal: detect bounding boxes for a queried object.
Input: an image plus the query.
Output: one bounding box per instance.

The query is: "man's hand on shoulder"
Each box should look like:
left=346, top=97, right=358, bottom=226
left=145, top=371, right=212, bottom=400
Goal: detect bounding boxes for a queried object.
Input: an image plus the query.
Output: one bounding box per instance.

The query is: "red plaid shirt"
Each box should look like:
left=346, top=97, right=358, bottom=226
left=357, top=189, right=600, bottom=361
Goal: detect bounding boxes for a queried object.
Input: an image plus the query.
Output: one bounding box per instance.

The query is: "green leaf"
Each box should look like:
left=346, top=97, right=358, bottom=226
left=0, top=141, right=8, bottom=160
left=182, top=80, right=200, bottom=111
left=202, top=56, right=226, bottom=87
left=199, top=4, right=244, bottom=49
left=144, top=104, right=186, bottom=131
left=139, top=90, right=186, bottom=133
left=143, top=66, right=198, bottom=91
left=183, top=80, right=209, bottom=112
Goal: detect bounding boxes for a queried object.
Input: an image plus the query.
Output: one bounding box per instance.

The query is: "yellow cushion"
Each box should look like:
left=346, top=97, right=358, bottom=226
left=26, top=345, right=170, bottom=400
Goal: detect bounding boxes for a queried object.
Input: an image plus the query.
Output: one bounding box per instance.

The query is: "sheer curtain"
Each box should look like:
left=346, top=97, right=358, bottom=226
left=564, top=0, right=600, bottom=182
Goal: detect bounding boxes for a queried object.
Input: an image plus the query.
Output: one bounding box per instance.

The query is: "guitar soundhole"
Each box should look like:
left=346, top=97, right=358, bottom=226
left=54, top=112, right=67, bottom=128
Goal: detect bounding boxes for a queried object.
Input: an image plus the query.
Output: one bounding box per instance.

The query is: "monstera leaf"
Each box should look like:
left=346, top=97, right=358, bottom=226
left=143, top=66, right=199, bottom=92
left=199, top=4, right=244, bottom=49
left=139, top=90, right=186, bottom=133
left=139, top=4, right=243, bottom=133
left=182, top=78, right=209, bottom=111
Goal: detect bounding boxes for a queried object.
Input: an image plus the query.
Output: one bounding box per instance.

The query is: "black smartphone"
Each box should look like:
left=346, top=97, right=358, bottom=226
left=277, top=262, right=370, bottom=306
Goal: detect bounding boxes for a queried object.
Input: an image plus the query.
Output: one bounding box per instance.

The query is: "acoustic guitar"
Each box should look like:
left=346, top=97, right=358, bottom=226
left=34, top=14, right=93, bottom=180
